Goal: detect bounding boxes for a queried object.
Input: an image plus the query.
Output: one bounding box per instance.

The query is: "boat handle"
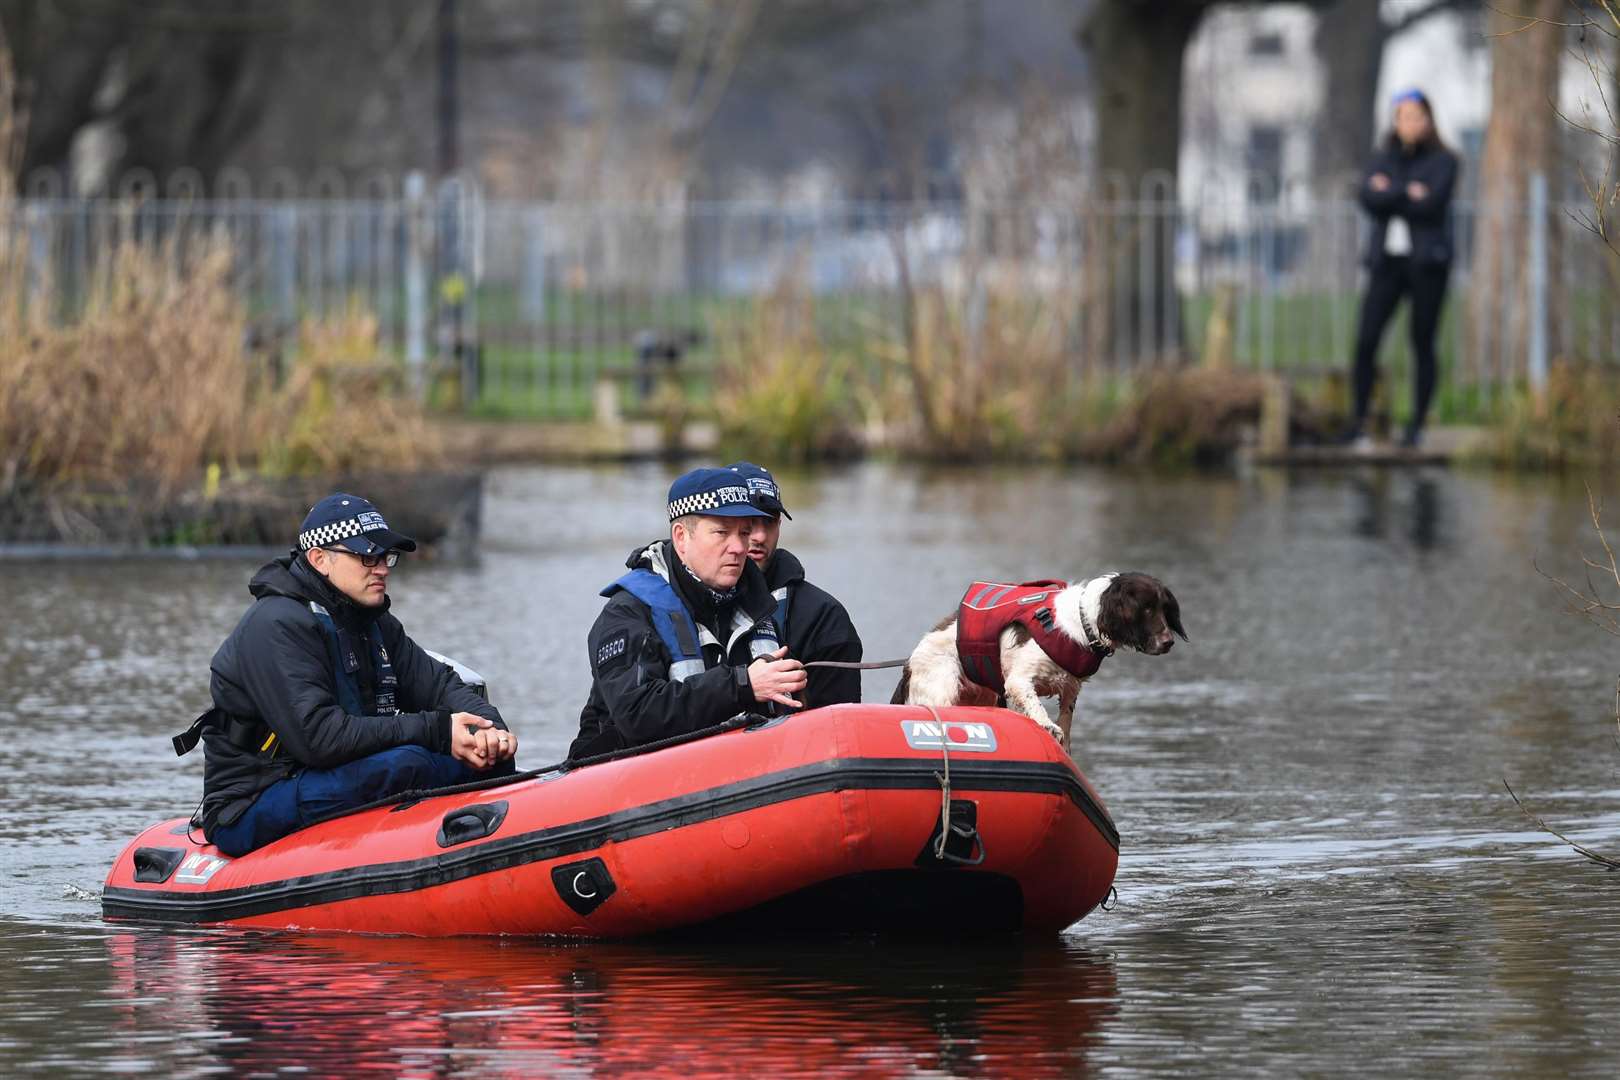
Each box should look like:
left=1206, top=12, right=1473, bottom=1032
left=133, top=847, right=186, bottom=884
left=551, top=857, right=618, bottom=916
left=436, top=801, right=510, bottom=848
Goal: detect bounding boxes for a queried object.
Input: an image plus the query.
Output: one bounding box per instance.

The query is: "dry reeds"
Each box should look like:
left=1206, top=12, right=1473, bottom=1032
left=1, top=26, right=439, bottom=499
left=709, top=266, right=1292, bottom=465
left=1, top=27, right=251, bottom=496
left=1089, top=367, right=1273, bottom=465
left=0, top=235, right=254, bottom=496
left=0, top=229, right=441, bottom=497
left=1475, top=361, right=1620, bottom=469
left=712, top=265, right=1097, bottom=463
left=254, top=304, right=443, bottom=478
left=878, top=278, right=1086, bottom=461
left=711, top=274, right=860, bottom=463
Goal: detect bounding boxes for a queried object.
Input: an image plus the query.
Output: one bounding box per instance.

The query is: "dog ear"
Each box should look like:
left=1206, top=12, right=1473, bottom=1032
left=1097, top=577, right=1148, bottom=652
left=1162, top=585, right=1189, bottom=642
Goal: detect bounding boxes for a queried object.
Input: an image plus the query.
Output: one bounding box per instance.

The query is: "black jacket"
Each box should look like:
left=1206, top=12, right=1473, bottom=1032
left=1358, top=138, right=1459, bottom=269
left=764, top=548, right=862, bottom=709
left=199, top=554, right=503, bottom=836
left=570, top=540, right=777, bottom=759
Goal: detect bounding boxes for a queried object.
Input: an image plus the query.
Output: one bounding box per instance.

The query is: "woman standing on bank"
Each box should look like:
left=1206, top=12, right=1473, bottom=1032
left=1345, top=89, right=1459, bottom=449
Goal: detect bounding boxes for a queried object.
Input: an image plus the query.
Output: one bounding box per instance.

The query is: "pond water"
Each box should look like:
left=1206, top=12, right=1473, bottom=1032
left=3, top=462, right=1619, bottom=1076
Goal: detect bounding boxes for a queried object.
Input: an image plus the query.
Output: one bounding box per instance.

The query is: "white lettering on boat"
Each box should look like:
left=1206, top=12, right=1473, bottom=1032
left=902, top=720, right=997, bottom=753
left=174, top=853, right=229, bottom=884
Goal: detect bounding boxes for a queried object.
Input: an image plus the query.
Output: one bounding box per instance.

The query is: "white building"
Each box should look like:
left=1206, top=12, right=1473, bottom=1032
left=1180, top=0, right=1601, bottom=206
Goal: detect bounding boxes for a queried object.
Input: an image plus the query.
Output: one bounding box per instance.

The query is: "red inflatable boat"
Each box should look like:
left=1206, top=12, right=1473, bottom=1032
left=102, top=704, right=1119, bottom=937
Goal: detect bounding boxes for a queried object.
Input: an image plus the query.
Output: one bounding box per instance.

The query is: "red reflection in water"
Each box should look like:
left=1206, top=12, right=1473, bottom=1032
left=107, top=930, right=1118, bottom=1077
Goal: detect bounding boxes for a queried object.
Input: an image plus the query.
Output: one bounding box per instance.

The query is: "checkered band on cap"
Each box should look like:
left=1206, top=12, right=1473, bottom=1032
left=667, top=485, right=752, bottom=521
left=298, top=517, right=370, bottom=551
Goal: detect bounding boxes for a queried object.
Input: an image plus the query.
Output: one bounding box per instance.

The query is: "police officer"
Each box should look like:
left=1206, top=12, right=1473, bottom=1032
left=570, top=467, right=808, bottom=758
left=186, top=493, right=517, bottom=856
left=727, top=462, right=863, bottom=709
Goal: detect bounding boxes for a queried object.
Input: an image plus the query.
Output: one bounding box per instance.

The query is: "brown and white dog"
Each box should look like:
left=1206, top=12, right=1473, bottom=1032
left=890, top=572, right=1186, bottom=751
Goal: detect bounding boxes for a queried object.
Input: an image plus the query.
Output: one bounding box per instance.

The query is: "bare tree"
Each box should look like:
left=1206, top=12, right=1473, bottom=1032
left=0, top=0, right=421, bottom=189
left=0, top=0, right=126, bottom=182
left=1075, top=0, right=1214, bottom=362
left=1560, top=1, right=1620, bottom=259
left=1468, top=1, right=1568, bottom=387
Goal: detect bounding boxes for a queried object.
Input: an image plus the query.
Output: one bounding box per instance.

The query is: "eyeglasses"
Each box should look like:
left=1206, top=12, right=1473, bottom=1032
left=322, top=547, right=399, bottom=568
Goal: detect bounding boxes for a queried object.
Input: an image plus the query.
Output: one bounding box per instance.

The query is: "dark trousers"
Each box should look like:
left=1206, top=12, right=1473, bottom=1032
left=211, top=746, right=482, bottom=857
left=1351, top=257, right=1451, bottom=434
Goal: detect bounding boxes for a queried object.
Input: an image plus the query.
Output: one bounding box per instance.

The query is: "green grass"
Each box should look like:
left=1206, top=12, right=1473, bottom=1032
left=1181, top=286, right=1620, bottom=425
left=466, top=344, right=717, bottom=419
left=471, top=284, right=755, bottom=338
left=435, top=285, right=1620, bottom=429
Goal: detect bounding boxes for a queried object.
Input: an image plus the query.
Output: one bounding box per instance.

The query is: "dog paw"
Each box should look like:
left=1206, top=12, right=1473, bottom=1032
left=1036, top=719, right=1064, bottom=744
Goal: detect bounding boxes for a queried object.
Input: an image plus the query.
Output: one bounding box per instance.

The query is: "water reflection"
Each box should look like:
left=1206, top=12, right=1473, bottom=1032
left=104, top=931, right=1118, bottom=1077
left=9, top=463, right=1620, bottom=1075
left=1348, top=469, right=1445, bottom=551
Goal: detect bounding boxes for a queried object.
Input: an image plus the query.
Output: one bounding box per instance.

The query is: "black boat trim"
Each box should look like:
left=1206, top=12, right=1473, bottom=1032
left=102, top=756, right=1116, bottom=924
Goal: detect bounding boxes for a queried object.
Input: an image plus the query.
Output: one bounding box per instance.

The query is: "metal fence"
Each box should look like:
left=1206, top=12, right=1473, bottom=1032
left=5, top=174, right=1611, bottom=418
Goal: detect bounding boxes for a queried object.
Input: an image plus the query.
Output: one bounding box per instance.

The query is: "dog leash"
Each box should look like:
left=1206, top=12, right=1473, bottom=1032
left=803, top=658, right=909, bottom=670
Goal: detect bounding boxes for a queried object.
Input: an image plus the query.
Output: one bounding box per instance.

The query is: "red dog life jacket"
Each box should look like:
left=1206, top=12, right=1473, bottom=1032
left=955, top=580, right=1108, bottom=696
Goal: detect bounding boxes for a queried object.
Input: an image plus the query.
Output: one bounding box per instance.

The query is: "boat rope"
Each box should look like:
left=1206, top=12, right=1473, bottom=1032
left=927, top=704, right=952, bottom=861
left=923, top=704, right=986, bottom=865
left=296, top=712, right=765, bottom=830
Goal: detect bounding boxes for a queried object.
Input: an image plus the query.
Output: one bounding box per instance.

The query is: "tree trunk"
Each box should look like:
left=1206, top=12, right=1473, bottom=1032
left=1313, top=0, right=1387, bottom=197
left=115, top=23, right=283, bottom=186
left=0, top=1, right=124, bottom=184
left=1470, top=0, right=1565, bottom=386
left=1076, top=0, right=1211, bottom=366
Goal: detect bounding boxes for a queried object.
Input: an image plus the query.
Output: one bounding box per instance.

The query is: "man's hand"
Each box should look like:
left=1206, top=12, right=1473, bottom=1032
left=450, top=712, right=515, bottom=769
left=748, top=646, right=807, bottom=709
left=475, top=724, right=518, bottom=766
left=1369, top=172, right=1391, bottom=192
left=1405, top=180, right=1429, bottom=201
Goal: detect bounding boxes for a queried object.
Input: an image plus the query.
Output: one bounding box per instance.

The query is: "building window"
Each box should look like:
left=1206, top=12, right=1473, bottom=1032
left=1249, top=30, right=1285, bottom=57
left=1248, top=125, right=1284, bottom=203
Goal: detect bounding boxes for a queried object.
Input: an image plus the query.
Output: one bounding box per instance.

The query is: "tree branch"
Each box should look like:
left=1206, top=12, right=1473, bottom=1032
left=1503, top=778, right=1620, bottom=869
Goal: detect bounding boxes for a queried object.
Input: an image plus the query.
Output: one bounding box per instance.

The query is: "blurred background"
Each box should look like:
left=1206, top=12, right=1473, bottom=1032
left=0, top=1, right=1614, bottom=518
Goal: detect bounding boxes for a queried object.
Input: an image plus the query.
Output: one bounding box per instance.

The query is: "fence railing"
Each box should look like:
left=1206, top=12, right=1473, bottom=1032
left=4, top=177, right=1609, bottom=419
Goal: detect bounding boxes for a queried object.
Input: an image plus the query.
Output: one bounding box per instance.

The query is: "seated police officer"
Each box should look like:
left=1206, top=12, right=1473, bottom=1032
left=570, top=467, right=808, bottom=758
left=185, top=493, right=517, bottom=856
left=728, top=461, right=864, bottom=709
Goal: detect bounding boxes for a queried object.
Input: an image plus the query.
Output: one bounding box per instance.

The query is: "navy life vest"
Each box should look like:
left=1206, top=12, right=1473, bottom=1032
left=171, top=598, right=398, bottom=758
left=772, top=585, right=791, bottom=641
left=308, top=601, right=398, bottom=716
left=955, top=580, right=1108, bottom=696
left=604, top=567, right=781, bottom=681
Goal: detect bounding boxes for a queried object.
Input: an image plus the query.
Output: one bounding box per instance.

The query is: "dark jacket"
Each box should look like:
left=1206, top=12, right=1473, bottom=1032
left=765, top=548, right=862, bottom=709
left=200, top=554, right=503, bottom=837
left=1358, top=138, right=1459, bottom=269
left=570, top=540, right=777, bottom=759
